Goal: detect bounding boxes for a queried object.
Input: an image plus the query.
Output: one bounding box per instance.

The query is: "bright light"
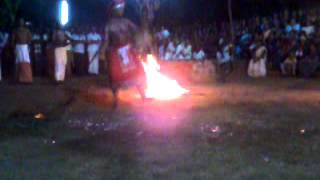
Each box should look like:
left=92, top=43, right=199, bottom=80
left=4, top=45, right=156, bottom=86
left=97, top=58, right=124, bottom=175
left=59, top=0, right=69, bottom=26
left=142, top=55, right=189, bottom=100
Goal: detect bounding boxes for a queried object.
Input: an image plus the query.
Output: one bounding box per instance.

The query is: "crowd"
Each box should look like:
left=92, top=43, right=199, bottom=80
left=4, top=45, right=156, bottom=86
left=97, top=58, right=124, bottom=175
left=155, top=8, right=320, bottom=78
left=1, top=8, right=320, bottom=83
left=0, top=19, right=104, bottom=83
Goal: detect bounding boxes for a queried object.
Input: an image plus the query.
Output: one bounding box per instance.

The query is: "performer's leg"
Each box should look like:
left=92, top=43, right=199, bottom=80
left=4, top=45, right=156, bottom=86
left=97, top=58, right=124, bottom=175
left=136, top=84, right=146, bottom=100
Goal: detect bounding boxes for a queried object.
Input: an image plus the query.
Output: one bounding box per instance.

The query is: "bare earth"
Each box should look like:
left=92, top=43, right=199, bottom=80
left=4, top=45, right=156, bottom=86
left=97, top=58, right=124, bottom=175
left=0, top=76, right=320, bottom=179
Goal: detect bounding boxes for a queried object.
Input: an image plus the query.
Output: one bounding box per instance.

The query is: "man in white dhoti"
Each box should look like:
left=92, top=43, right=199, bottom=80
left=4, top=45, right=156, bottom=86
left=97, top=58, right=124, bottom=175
left=248, top=41, right=268, bottom=78
left=12, top=19, right=33, bottom=83
left=52, top=26, right=71, bottom=82
left=0, top=29, right=9, bottom=81
left=87, top=27, right=102, bottom=75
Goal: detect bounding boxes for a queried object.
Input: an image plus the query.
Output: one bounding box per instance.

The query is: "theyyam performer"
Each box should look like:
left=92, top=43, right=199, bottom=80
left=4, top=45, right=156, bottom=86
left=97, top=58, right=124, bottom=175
left=101, top=0, right=146, bottom=108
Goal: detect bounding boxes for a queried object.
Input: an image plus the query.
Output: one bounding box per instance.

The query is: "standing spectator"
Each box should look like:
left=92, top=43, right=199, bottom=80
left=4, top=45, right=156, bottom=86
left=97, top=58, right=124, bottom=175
left=12, top=19, right=33, bottom=83
left=52, top=25, right=71, bottom=83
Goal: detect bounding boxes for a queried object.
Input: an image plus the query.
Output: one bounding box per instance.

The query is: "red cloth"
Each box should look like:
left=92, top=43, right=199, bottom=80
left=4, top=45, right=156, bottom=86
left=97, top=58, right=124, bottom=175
left=108, top=46, right=145, bottom=85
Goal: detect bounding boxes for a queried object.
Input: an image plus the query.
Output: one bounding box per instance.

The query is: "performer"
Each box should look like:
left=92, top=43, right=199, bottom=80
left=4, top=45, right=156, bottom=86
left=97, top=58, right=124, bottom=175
left=12, top=19, right=33, bottom=83
left=52, top=25, right=71, bottom=82
left=87, top=27, right=102, bottom=75
left=101, top=0, right=146, bottom=108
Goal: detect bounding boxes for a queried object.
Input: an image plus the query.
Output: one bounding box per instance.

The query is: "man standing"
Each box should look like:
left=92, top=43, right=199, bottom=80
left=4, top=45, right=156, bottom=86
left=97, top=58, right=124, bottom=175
left=87, top=27, right=102, bottom=75
left=52, top=25, right=71, bottom=82
left=12, top=19, right=33, bottom=83
left=101, top=0, right=146, bottom=108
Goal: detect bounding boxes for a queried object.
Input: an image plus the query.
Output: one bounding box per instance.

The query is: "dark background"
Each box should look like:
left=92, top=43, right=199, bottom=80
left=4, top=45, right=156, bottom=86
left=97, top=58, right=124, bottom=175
left=2, top=0, right=320, bottom=27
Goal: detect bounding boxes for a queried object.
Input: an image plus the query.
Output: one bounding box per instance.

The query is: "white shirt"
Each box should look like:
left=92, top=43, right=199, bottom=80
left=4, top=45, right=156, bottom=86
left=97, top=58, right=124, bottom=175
left=72, top=34, right=86, bottom=54
left=87, top=32, right=101, bottom=51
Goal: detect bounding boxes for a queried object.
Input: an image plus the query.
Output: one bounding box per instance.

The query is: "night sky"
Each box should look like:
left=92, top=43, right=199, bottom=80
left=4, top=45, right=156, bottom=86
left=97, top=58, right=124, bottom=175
left=6, top=0, right=320, bottom=27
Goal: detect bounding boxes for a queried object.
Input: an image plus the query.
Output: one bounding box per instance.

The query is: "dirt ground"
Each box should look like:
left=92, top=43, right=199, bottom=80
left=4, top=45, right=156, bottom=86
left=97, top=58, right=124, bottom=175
left=0, top=76, right=320, bottom=179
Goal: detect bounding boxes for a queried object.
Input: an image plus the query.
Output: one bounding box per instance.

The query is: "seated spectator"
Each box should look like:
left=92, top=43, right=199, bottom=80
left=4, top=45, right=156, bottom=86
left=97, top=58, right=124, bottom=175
left=164, top=38, right=176, bottom=61
left=182, top=40, right=192, bottom=60
left=174, top=40, right=185, bottom=60
left=299, top=44, right=319, bottom=78
left=193, top=47, right=206, bottom=61
left=281, top=51, right=297, bottom=76
left=248, top=40, right=268, bottom=78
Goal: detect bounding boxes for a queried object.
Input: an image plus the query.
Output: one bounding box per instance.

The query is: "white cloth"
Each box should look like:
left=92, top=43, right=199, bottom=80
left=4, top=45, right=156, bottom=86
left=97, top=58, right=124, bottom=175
left=302, top=26, right=315, bottom=36
left=87, top=33, right=101, bottom=74
left=248, top=46, right=267, bottom=78
left=194, top=50, right=206, bottom=61
left=15, top=44, right=31, bottom=64
left=175, top=43, right=185, bottom=60
left=164, top=42, right=175, bottom=61
left=54, top=45, right=70, bottom=81
left=72, top=34, right=86, bottom=54
left=183, top=45, right=192, bottom=60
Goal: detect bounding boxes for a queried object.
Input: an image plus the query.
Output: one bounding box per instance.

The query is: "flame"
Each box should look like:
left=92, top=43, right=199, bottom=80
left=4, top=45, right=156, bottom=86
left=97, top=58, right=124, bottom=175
left=142, top=54, right=189, bottom=100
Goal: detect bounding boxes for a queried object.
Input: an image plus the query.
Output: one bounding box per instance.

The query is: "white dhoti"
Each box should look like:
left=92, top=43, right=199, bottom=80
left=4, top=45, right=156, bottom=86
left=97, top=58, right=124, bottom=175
left=15, top=44, right=31, bottom=64
left=54, top=45, right=70, bottom=82
left=248, top=58, right=267, bottom=78
left=88, top=44, right=100, bottom=75
left=15, top=44, right=33, bottom=83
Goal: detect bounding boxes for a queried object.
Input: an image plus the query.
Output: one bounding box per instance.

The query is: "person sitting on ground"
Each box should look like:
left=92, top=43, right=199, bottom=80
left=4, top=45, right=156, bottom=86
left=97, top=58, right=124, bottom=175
left=281, top=51, right=297, bottom=76
left=193, top=46, right=206, bottom=61
left=299, top=43, right=319, bottom=78
left=164, top=38, right=176, bottom=61
left=248, top=38, right=268, bottom=78
left=182, top=40, right=192, bottom=60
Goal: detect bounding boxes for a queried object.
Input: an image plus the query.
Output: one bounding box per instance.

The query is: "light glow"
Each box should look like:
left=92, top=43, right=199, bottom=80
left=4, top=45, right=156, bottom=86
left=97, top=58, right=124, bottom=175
left=59, top=0, right=69, bottom=26
left=142, top=54, right=189, bottom=100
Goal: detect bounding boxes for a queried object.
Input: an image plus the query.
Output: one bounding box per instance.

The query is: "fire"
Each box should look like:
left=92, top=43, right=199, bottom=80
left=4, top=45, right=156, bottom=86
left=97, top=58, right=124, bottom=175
left=142, top=54, right=189, bottom=100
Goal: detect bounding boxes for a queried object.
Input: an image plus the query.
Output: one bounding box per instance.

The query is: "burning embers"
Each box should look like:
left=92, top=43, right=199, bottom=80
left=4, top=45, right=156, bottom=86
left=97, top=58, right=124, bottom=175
left=142, top=54, right=189, bottom=100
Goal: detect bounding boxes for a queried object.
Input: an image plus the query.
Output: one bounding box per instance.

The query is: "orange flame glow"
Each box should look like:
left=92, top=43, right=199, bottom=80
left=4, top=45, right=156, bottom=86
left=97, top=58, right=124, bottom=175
left=142, top=54, right=189, bottom=100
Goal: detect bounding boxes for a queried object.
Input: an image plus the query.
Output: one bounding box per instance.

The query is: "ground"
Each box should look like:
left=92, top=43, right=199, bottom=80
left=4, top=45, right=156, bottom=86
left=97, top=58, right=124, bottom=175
left=0, top=75, right=320, bottom=180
